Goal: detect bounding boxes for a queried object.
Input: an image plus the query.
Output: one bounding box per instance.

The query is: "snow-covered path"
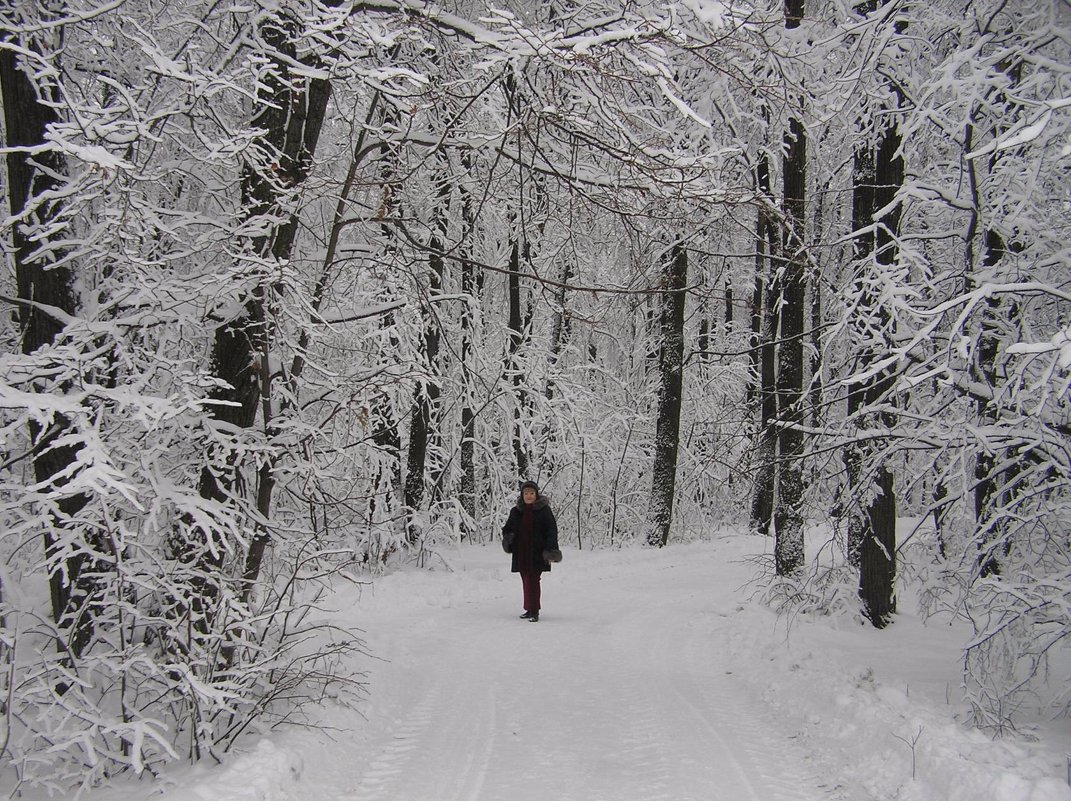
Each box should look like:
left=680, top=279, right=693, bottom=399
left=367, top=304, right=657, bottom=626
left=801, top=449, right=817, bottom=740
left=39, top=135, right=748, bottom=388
left=104, top=535, right=1071, bottom=801
left=323, top=546, right=828, bottom=801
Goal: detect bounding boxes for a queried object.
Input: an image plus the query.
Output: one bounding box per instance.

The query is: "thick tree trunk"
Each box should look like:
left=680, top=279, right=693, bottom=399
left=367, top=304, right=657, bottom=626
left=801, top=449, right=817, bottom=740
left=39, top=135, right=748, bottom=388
left=970, top=56, right=1023, bottom=578
left=647, top=244, right=688, bottom=547
left=2, top=42, right=98, bottom=660
left=845, top=137, right=874, bottom=569
left=859, top=464, right=896, bottom=624
left=963, top=53, right=1019, bottom=578
left=846, top=4, right=903, bottom=624
left=367, top=101, right=405, bottom=530
left=974, top=232, right=1018, bottom=578
left=370, top=382, right=402, bottom=523
left=239, top=19, right=334, bottom=590
left=852, top=219, right=901, bottom=622
left=774, top=109, right=807, bottom=576
left=749, top=154, right=779, bottom=538
left=195, top=7, right=334, bottom=598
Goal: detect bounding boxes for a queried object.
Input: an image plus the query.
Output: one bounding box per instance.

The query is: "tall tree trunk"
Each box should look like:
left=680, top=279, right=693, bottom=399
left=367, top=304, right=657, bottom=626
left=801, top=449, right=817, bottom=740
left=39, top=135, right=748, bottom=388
left=546, top=260, right=574, bottom=399
left=773, top=2, right=807, bottom=575
left=506, top=237, right=530, bottom=478
left=459, top=151, right=479, bottom=529
left=368, top=99, right=405, bottom=530
left=855, top=122, right=903, bottom=627
left=847, top=0, right=904, bottom=626
left=193, top=7, right=334, bottom=598
left=403, top=164, right=449, bottom=539
left=241, top=13, right=335, bottom=591
left=1, top=38, right=97, bottom=661
left=969, top=56, right=1023, bottom=578
left=749, top=154, right=779, bottom=537
left=973, top=232, right=1018, bottom=577
left=647, top=244, right=688, bottom=547
left=808, top=186, right=825, bottom=432
left=844, top=137, right=875, bottom=571
left=501, top=74, right=536, bottom=480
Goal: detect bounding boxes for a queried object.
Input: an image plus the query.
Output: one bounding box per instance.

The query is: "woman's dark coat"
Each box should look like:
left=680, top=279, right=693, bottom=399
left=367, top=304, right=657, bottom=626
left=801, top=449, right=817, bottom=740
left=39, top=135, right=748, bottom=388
left=502, top=495, right=559, bottom=573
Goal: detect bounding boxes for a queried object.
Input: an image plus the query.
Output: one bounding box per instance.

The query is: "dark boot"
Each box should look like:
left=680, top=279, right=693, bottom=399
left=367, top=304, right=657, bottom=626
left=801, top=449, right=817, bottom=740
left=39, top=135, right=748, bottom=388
left=528, top=612, right=539, bottom=623
left=519, top=611, right=533, bottom=619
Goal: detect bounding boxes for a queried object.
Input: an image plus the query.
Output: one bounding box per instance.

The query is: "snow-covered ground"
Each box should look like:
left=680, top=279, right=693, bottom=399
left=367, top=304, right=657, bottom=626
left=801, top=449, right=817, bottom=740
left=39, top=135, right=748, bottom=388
left=31, top=532, right=1071, bottom=801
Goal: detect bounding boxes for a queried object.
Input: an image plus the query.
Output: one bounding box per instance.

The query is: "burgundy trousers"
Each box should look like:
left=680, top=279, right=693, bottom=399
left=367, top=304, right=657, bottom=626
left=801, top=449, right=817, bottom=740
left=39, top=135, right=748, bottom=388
left=520, top=571, right=541, bottom=613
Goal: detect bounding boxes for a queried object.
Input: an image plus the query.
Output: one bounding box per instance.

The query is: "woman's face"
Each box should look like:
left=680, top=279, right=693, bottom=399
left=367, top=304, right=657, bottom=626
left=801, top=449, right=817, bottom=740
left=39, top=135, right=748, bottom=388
left=522, top=487, right=537, bottom=504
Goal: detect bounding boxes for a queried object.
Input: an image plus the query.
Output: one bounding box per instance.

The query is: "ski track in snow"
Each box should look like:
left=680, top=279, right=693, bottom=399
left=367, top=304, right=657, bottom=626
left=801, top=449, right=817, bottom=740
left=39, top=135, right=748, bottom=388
left=337, top=555, right=830, bottom=801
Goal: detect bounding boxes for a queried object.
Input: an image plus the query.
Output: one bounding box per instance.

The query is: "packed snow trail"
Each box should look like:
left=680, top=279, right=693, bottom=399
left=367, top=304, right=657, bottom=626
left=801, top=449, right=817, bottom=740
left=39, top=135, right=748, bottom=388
left=320, top=545, right=831, bottom=801
left=72, top=537, right=1071, bottom=801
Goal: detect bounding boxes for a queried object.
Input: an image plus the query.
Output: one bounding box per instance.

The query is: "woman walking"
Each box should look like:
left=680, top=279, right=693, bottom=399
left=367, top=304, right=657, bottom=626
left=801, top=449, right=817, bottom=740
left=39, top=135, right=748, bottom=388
left=501, top=480, right=559, bottom=622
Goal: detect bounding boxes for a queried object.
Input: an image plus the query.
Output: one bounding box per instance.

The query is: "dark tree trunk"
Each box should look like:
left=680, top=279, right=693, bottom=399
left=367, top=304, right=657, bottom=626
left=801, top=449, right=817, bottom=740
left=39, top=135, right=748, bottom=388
left=459, top=152, right=479, bottom=528
left=859, top=464, right=896, bottom=625
left=193, top=8, right=334, bottom=599
left=506, top=238, right=530, bottom=478
left=645, top=300, right=661, bottom=373
left=547, top=260, right=575, bottom=399
left=371, top=383, right=402, bottom=522
left=974, top=231, right=1017, bottom=578
left=749, top=154, right=779, bottom=538
left=459, top=397, right=476, bottom=526
left=970, top=56, right=1023, bottom=578
left=403, top=165, right=449, bottom=538
left=852, top=158, right=902, bottom=624
left=847, top=3, right=904, bottom=625
left=808, top=246, right=823, bottom=431
left=724, top=281, right=734, bottom=336
left=2, top=41, right=99, bottom=660
left=845, top=130, right=875, bottom=569
left=932, top=477, right=949, bottom=559
left=367, top=100, right=405, bottom=529
left=774, top=109, right=807, bottom=576
left=239, top=16, right=334, bottom=592
left=500, top=74, right=538, bottom=481
left=647, top=244, right=688, bottom=547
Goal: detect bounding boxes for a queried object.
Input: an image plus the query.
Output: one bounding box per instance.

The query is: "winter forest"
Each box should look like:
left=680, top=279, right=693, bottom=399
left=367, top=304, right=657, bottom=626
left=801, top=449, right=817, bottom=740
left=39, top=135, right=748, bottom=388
left=1, top=0, right=1069, bottom=793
